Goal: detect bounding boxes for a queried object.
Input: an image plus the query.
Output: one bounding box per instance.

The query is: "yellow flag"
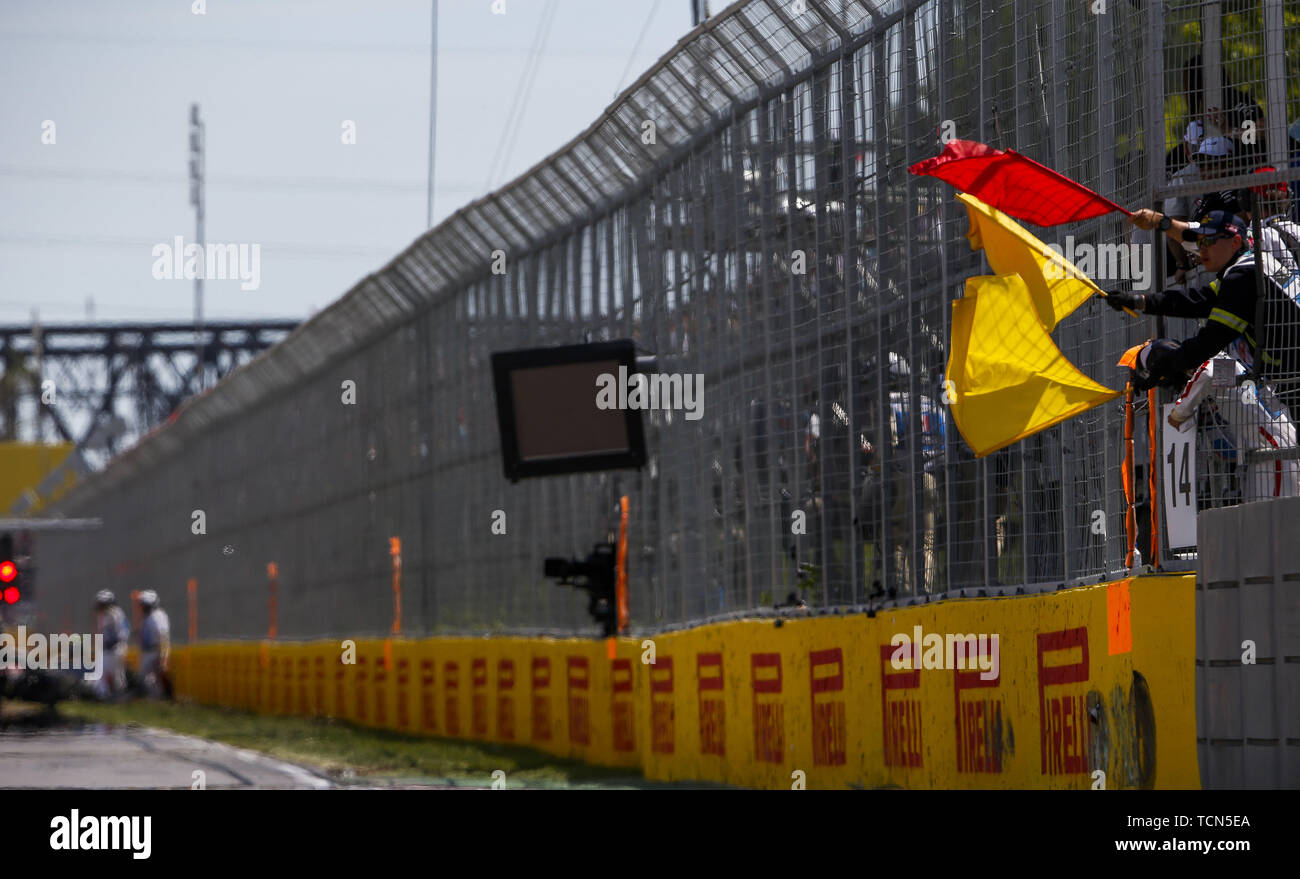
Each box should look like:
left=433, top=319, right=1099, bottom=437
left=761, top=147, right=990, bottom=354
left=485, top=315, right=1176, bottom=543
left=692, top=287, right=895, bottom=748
left=958, top=192, right=1102, bottom=330
left=946, top=274, right=1120, bottom=457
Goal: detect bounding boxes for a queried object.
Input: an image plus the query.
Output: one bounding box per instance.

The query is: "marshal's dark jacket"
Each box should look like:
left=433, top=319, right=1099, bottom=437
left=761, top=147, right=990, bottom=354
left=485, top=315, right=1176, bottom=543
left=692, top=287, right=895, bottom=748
left=1142, top=248, right=1300, bottom=404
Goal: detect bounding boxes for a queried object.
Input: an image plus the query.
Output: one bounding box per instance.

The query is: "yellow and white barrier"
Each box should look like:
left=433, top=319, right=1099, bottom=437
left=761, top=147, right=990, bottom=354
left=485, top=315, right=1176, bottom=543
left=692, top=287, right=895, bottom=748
left=171, top=574, right=1199, bottom=789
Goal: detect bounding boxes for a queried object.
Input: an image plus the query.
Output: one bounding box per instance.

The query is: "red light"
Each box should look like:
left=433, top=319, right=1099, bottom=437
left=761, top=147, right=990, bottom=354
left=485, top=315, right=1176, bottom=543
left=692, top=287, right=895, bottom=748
left=3, top=586, right=17, bottom=604
left=0, top=561, right=15, bottom=583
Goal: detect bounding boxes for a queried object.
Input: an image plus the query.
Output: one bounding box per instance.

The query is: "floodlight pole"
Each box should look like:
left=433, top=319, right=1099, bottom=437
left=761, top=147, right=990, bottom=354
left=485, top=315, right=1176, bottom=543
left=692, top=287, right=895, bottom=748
left=189, top=104, right=205, bottom=392
left=427, top=1, right=439, bottom=229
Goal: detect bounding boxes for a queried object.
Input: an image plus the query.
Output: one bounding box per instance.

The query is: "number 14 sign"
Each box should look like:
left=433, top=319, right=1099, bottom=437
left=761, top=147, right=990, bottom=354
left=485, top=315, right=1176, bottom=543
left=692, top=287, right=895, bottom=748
left=1162, top=404, right=1197, bottom=550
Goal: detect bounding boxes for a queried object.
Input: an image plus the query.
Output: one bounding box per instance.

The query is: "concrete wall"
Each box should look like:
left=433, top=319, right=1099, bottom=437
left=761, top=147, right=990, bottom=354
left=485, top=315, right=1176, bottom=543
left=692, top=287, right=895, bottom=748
left=1196, top=497, right=1300, bottom=788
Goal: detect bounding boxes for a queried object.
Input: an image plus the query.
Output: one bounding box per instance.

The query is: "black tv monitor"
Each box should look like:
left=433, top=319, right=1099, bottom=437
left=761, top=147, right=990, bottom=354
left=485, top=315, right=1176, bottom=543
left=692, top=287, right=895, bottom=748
left=491, top=340, right=647, bottom=482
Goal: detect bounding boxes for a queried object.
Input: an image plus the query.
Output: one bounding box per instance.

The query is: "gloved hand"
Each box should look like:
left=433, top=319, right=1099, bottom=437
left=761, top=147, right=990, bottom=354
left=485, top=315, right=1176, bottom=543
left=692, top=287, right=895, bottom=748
left=1142, top=338, right=1181, bottom=383
left=1127, top=208, right=1163, bottom=231
left=1131, top=368, right=1161, bottom=393
left=1106, top=291, right=1145, bottom=312
left=1130, top=338, right=1183, bottom=392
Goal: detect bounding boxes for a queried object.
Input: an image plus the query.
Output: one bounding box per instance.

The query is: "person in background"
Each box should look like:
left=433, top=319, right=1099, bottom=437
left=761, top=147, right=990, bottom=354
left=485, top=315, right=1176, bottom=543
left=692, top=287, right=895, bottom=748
left=137, top=590, right=171, bottom=699
left=1155, top=137, right=1243, bottom=289
left=1165, top=120, right=1203, bottom=201
left=1180, top=56, right=1267, bottom=172
left=804, top=389, right=821, bottom=497
left=94, top=590, right=128, bottom=700
left=1236, top=167, right=1300, bottom=277
left=1167, top=352, right=1298, bottom=501
left=885, top=354, right=945, bottom=594
left=1155, top=121, right=1205, bottom=284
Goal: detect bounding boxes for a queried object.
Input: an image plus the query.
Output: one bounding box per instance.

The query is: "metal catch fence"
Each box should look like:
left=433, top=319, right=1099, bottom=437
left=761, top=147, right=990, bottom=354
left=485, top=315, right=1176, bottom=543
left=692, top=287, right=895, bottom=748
left=25, top=0, right=1300, bottom=639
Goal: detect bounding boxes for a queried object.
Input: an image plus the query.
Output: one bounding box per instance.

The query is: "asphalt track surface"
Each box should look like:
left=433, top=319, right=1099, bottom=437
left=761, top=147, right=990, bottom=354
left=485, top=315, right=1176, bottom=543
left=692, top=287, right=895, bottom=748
left=0, top=709, right=698, bottom=789
left=0, top=715, right=337, bottom=789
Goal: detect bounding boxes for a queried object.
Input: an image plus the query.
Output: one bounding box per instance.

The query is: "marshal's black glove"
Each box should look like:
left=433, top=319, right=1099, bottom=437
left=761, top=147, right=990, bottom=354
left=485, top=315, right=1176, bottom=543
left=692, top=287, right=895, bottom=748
left=1131, top=339, right=1184, bottom=392
left=1106, top=291, right=1145, bottom=313
left=1131, top=368, right=1161, bottom=393
left=1143, top=339, right=1183, bottom=385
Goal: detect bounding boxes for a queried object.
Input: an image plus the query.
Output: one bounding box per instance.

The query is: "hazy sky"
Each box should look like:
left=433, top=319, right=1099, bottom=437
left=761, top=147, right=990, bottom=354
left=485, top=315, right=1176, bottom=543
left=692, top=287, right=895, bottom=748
left=0, top=0, right=690, bottom=324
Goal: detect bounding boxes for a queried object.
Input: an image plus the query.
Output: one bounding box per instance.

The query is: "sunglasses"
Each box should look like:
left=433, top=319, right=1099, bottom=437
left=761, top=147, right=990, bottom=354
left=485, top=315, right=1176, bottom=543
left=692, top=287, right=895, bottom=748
left=1196, top=235, right=1231, bottom=248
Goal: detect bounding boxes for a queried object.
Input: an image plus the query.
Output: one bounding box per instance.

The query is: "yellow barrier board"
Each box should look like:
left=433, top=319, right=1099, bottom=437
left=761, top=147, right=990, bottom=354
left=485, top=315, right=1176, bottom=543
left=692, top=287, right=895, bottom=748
left=170, top=574, right=1198, bottom=789
left=0, top=442, right=75, bottom=513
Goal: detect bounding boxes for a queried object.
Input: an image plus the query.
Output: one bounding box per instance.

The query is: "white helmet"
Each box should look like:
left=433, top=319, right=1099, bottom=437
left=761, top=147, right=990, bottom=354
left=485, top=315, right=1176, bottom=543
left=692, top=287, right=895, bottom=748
left=138, top=589, right=159, bottom=608
left=95, top=589, right=115, bottom=605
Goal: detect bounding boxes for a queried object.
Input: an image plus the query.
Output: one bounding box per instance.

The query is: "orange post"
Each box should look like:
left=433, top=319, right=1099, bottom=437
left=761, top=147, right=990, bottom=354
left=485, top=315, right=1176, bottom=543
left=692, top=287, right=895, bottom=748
left=1123, top=386, right=1136, bottom=567
left=266, top=562, right=278, bottom=640
left=387, top=537, right=402, bottom=671
left=1147, top=388, right=1159, bottom=565
left=616, top=496, right=629, bottom=633
left=390, top=537, right=402, bottom=635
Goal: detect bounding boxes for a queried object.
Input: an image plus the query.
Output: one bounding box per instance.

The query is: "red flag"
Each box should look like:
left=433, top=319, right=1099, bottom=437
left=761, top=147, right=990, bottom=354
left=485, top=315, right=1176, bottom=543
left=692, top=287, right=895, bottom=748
left=909, top=140, right=1129, bottom=226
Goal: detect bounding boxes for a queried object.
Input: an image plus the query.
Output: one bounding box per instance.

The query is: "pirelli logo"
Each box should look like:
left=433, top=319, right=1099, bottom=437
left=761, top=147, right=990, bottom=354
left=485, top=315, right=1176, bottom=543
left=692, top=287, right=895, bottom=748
left=297, top=656, right=310, bottom=717
left=531, top=657, right=552, bottom=741
left=313, top=655, right=325, bottom=717
left=471, top=657, right=488, bottom=737
left=567, top=656, right=591, bottom=745
left=1037, top=627, right=1091, bottom=776
left=419, top=659, right=436, bottom=732
left=880, top=643, right=922, bottom=768
left=282, top=654, right=295, bottom=715
left=810, top=647, right=846, bottom=767
left=245, top=654, right=256, bottom=710
left=954, top=640, right=1003, bottom=774
left=650, top=657, right=674, bottom=754
left=751, top=652, right=784, bottom=763
left=443, top=660, right=460, bottom=736
left=372, top=652, right=388, bottom=727
left=267, top=655, right=279, bottom=714
left=396, top=657, right=410, bottom=730
left=697, top=652, right=725, bottom=756
left=354, top=655, right=368, bottom=723
left=496, top=659, right=515, bottom=740
left=611, top=658, right=635, bottom=752
left=335, top=655, right=348, bottom=722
